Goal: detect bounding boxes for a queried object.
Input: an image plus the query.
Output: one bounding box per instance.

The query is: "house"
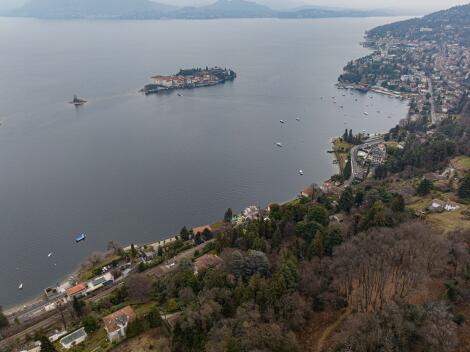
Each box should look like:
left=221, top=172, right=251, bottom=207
left=301, top=186, right=315, bottom=198
left=66, top=283, right=87, bottom=300
left=445, top=201, right=460, bottom=211
left=60, top=328, right=87, bottom=349
left=103, top=306, right=136, bottom=343
left=86, top=272, right=114, bottom=294
left=242, top=206, right=260, bottom=221
left=194, top=254, right=224, bottom=274
left=428, top=199, right=446, bottom=213
left=192, top=224, right=212, bottom=235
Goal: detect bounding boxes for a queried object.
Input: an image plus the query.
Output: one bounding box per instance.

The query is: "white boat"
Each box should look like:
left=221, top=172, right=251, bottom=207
left=280, top=120, right=285, bottom=124
left=18, top=283, right=23, bottom=290
left=276, top=142, right=283, bottom=148
left=299, top=170, right=304, bottom=175
left=48, top=252, right=53, bottom=258
left=363, top=112, right=369, bottom=116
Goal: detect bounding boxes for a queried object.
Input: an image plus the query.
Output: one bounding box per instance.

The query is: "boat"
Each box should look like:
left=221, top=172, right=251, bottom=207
left=363, top=112, right=369, bottom=116
left=296, top=117, right=300, bottom=121
left=280, top=120, right=285, bottom=124
left=48, top=252, right=53, bottom=258
left=177, top=93, right=183, bottom=97
left=75, top=233, right=86, bottom=243
left=18, top=283, right=23, bottom=290
left=276, top=142, right=283, bottom=148
left=299, top=170, right=304, bottom=175
left=340, top=105, right=344, bottom=108
left=69, top=95, right=87, bottom=106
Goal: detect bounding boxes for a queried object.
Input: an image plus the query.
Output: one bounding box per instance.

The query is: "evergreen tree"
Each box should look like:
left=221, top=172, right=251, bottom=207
left=40, top=336, right=57, bottom=352
left=146, top=306, right=162, bottom=328
left=0, top=306, right=9, bottom=329
left=180, top=226, right=190, bottom=241
left=458, top=175, right=470, bottom=200
left=354, top=190, right=364, bottom=206
left=82, top=315, right=99, bottom=334
left=343, top=158, right=352, bottom=180
left=416, top=178, right=432, bottom=196
left=72, top=296, right=85, bottom=317
left=391, top=194, right=405, bottom=212
left=338, top=187, right=354, bottom=213
left=348, top=129, right=353, bottom=143
left=342, top=129, right=349, bottom=142
left=224, top=208, right=233, bottom=223
left=130, top=243, right=137, bottom=260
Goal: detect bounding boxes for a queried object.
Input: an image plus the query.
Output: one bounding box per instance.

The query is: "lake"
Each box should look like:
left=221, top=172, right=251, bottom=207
left=0, top=17, right=408, bottom=308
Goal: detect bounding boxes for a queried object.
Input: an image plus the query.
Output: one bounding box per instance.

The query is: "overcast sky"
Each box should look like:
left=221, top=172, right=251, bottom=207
left=1, top=0, right=468, bottom=12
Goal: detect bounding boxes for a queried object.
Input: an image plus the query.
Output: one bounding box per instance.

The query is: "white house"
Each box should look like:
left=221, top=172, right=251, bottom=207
left=103, top=306, right=136, bottom=343
left=86, top=272, right=114, bottom=294
left=60, top=328, right=87, bottom=349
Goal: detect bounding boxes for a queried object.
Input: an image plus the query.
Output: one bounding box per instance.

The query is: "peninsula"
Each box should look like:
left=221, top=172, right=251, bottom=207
left=140, top=67, right=236, bottom=95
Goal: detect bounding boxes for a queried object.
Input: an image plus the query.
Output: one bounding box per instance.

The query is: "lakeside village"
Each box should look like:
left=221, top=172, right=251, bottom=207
left=140, top=67, right=237, bottom=95
left=6, top=123, right=469, bottom=352
left=5, top=13, right=470, bottom=352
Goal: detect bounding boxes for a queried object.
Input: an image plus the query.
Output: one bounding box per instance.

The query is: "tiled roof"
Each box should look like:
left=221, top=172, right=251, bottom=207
left=103, top=306, right=136, bottom=334
left=66, top=283, right=86, bottom=297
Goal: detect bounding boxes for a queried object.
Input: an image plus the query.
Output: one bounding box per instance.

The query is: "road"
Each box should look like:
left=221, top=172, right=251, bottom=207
left=0, top=240, right=214, bottom=350
left=346, top=136, right=384, bottom=186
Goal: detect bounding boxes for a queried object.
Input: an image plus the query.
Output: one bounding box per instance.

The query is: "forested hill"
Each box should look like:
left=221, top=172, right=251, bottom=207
left=367, top=3, right=470, bottom=46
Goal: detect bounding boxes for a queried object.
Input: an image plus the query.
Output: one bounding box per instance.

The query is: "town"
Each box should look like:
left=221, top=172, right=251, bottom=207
left=140, top=67, right=237, bottom=95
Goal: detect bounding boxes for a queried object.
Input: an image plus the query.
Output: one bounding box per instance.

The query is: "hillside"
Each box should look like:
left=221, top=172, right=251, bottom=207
left=9, top=0, right=176, bottom=19
left=8, top=0, right=399, bottom=20
left=367, top=3, right=470, bottom=46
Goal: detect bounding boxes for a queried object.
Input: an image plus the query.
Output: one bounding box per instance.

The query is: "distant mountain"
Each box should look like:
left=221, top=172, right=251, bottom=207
left=7, top=0, right=402, bottom=20
left=172, top=0, right=274, bottom=19
left=9, top=0, right=176, bottom=19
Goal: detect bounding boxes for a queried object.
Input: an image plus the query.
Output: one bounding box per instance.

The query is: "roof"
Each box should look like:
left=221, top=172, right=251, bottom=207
left=194, top=254, right=224, bottom=272
left=60, top=328, right=87, bottom=346
left=192, top=225, right=212, bottom=234
left=103, top=306, right=136, bottom=334
left=66, top=283, right=86, bottom=297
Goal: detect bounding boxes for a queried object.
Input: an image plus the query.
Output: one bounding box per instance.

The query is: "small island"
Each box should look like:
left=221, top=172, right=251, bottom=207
left=140, top=66, right=237, bottom=95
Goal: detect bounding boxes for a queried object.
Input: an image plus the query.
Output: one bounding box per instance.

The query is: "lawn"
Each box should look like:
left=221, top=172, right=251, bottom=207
left=333, top=139, right=352, bottom=173
left=452, top=155, right=470, bottom=173
left=81, top=255, right=123, bottom=281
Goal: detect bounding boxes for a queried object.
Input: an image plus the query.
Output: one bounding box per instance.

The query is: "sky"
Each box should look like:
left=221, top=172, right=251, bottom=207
left=0, top=0, right=468, bottom=12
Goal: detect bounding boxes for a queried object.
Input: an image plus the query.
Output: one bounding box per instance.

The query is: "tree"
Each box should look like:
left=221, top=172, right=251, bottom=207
left=224, top=208, right=233, bottom=223
left=0, top=306, right=9, bottom=329
left=338, top=187, right=354, bottom=213
left=146, top=306, right=162, bottom=328
left=130, top=243, right=137, bottom=260
left=40, top=336, right=57, bottom=352
left=355, top=190, right=364, bottom=206
left=82, top=315, right=99, bottom=334
left=126, top=274, right=153, bottom=303
left=180, top=226, right=190, bottom=241
left=343, top=158, right=352, bottom=180
left=416, top=178, right=432, bottom=196
left=348, top=129, right=353, bottom=143
left=458, top=175, right=470, bottom=200
left=306, top=205, right=329, bottom=226
left=72, top=296, right=85, bottom=317
left=391, top=193, right=405, bottom=212
left=342, top=129, right=348, bottom=142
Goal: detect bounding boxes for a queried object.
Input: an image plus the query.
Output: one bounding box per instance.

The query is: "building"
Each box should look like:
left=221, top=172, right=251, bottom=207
left=194, top=254, right=224, bottom=274
left=242, top=206, right=260, bottom=221
left=66, top=283, right=87, bottom=301
left=86, top=272, right=114, bottom=294
left=192, top=225, right=212, bottom=235
left=302, top=186, right=315, bottom=198
left=103, top=306, right=136, bottom=343
left=60, top=328, right=87, bottom=349
left=48, top=330, right=68, bottom=343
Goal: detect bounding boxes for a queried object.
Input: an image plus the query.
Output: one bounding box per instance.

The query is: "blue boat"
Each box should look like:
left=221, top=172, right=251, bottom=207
left=75, top=233, right=86, bottom=243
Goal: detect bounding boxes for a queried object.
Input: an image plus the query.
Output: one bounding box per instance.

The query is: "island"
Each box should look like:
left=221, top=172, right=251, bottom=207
left=140, top=66, right=236, bottom=95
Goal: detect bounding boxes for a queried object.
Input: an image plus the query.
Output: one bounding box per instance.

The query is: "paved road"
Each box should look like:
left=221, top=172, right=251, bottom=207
left=1, top=240, right=214, bottom=349
left=346, top=137, right=384, bottom=186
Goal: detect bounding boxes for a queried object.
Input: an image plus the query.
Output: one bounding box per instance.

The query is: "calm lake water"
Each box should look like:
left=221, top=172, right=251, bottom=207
left=0, top=17, right=408, bottom=308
